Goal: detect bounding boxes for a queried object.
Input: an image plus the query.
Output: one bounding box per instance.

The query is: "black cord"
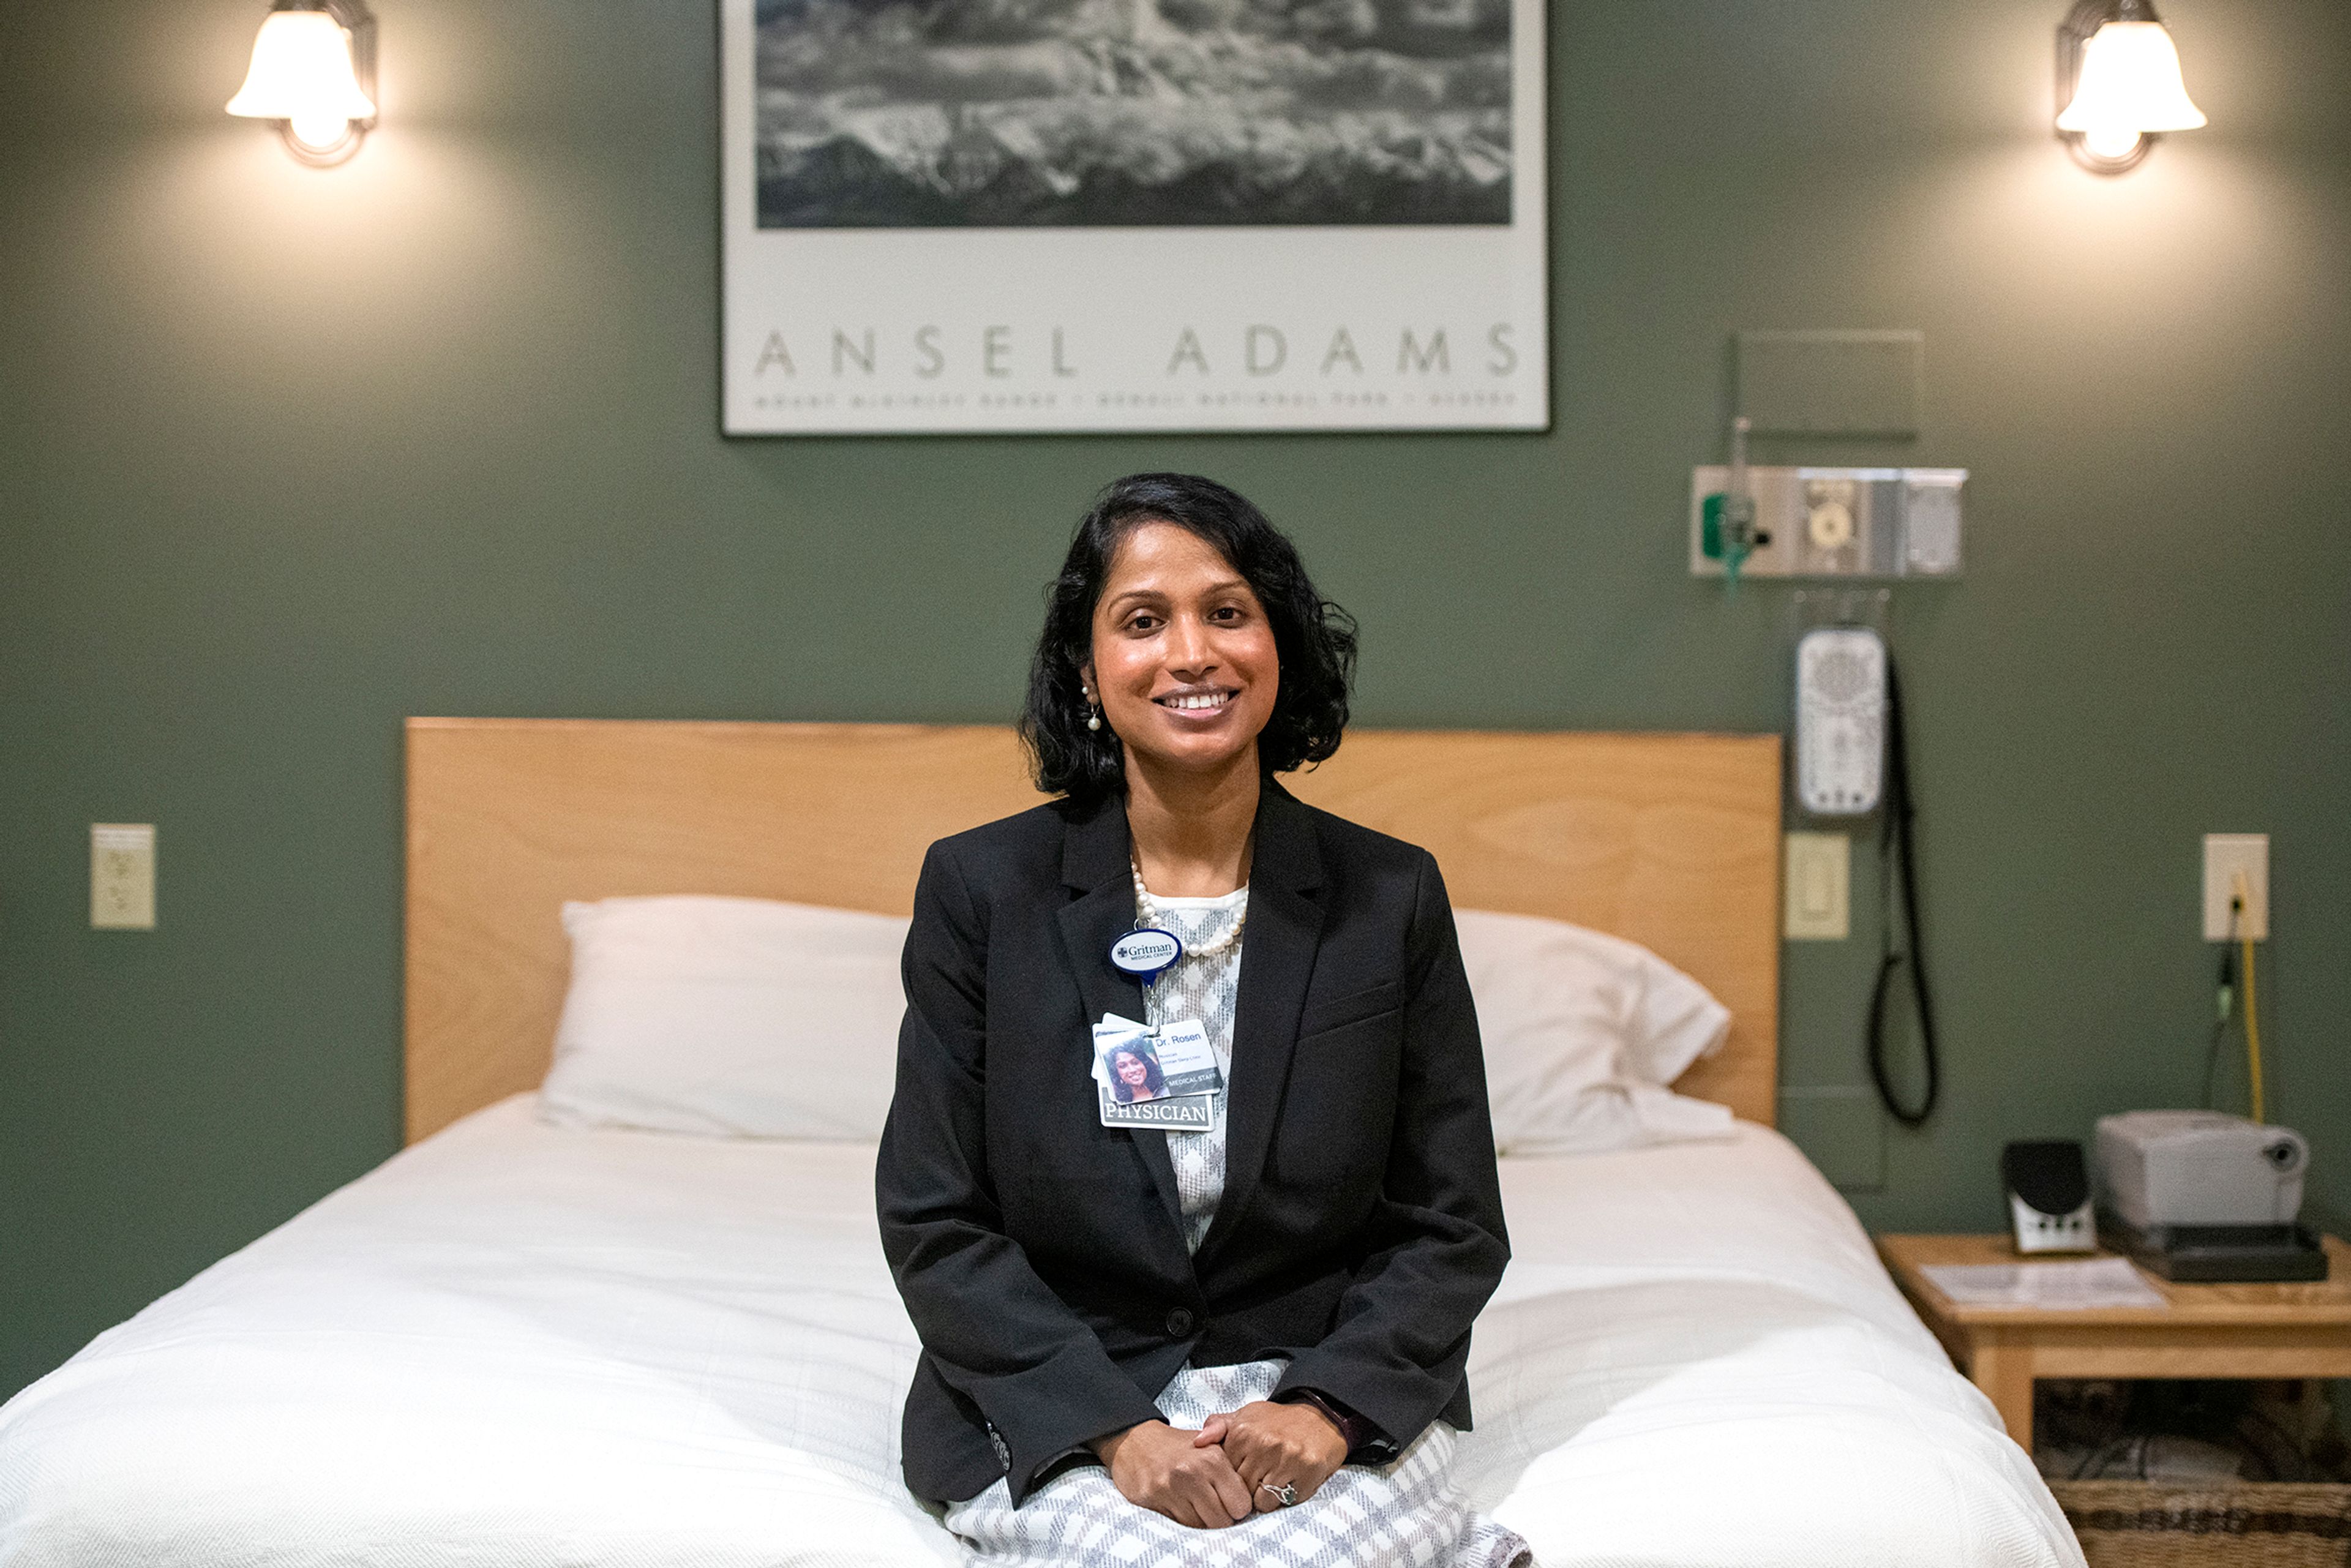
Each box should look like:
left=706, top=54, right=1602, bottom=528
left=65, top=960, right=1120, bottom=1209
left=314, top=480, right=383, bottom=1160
left=1867, top=655, right=1940, bottom=1127
left=2200, top=1016, right=2231, bottom=1110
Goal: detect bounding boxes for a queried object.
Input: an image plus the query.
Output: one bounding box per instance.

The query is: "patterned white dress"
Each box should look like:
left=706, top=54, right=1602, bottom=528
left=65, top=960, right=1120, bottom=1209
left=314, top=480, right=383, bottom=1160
left=943, top=888, right=1531, bottom=1568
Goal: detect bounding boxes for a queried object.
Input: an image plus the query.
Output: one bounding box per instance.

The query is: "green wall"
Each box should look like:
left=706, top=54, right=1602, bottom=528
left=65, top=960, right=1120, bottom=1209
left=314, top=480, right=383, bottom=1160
left=4, top=1, right=2346, bottom=1402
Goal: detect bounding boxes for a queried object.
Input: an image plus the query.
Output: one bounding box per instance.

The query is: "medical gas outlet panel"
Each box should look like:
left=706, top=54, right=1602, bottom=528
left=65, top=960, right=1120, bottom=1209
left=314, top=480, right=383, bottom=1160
left=1692, top=467, right=1965, bottom=579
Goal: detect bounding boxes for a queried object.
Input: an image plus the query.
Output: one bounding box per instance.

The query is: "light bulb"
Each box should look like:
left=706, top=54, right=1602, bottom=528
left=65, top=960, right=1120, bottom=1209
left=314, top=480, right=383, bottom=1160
left=2083, top=125, right=2143, bottom=159
left=289, top=109, right=350, bottom=149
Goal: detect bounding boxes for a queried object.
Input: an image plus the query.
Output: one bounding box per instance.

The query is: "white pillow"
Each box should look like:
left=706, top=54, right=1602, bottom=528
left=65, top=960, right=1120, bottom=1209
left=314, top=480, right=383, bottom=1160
left=537, top=895, right=909, bottom=1139
left=532, top=894, right=1733, bottom=1155
left=1454, top=909, right=1737, bottom=1156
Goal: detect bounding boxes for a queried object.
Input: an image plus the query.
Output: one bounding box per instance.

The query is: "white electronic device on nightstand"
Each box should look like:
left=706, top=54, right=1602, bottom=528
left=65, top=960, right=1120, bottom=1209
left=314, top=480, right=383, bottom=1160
left=1794, top=626, right=1886, bottom=816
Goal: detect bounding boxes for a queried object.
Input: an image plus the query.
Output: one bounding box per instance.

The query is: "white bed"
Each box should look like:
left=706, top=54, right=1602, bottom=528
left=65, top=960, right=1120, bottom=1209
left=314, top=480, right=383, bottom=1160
left=0, top=1093, right=2080, bottom=1567
left=0, top=722, right=2085, bottom=1564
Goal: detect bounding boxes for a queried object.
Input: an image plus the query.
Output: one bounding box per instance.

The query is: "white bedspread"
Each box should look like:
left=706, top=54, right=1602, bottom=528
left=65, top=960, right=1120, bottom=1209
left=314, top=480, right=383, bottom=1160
left=0, top=1097, right=2080, bottom=1567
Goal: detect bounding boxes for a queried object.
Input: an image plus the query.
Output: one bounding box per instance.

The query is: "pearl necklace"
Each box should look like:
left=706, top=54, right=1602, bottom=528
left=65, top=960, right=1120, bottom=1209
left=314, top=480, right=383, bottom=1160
left=1130, top=857, right=1248, bottom=960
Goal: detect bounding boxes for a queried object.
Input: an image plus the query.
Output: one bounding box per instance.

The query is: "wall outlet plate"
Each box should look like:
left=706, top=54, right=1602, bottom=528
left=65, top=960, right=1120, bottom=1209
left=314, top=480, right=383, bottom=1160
left=2203, top=833, right=2268, bottom=940
left=1784, top=831, right=1850, bottom=940
left=91, top=823, right=156, bottom=930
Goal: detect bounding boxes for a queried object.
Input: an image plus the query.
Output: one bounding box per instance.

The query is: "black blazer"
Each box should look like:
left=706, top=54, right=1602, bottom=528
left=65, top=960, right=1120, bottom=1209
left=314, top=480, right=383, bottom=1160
left=874, top=779, right=1509, bottom=1506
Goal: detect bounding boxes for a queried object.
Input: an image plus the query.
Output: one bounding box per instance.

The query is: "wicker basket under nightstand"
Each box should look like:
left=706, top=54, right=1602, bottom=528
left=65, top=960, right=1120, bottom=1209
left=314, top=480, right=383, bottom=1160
left=2050, top=1479, right=2351, bottom=1567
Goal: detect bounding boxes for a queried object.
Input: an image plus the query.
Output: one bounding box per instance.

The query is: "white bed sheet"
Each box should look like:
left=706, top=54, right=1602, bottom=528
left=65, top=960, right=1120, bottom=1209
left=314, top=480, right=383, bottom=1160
left=0, top=1097, right=2081, bottom=1567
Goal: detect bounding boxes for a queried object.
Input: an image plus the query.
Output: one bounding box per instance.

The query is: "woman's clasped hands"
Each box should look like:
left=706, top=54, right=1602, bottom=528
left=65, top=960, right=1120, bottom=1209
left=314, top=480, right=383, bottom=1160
left=1092, top=1401, right=1349, bottom=1528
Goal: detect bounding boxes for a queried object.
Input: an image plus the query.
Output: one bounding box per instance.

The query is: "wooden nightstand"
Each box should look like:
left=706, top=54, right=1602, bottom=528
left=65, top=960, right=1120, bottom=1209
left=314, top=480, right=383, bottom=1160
left=1875, top=1232, right=2351, bottom=1450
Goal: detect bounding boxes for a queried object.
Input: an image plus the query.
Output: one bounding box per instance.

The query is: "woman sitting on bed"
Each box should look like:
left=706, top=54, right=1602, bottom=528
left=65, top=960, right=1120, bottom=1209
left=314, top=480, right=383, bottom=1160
left=876, top=473, right=1524, bottom=1566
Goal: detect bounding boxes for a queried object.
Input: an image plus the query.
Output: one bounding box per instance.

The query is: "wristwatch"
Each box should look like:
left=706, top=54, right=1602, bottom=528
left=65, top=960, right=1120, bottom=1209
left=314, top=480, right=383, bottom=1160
left=1275, top=1388, right=1393, bottom=1463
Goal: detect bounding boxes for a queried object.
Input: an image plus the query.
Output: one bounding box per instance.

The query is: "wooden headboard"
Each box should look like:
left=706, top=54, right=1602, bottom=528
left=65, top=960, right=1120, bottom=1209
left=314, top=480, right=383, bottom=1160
left=403, top=721, right=1782, bottom=1144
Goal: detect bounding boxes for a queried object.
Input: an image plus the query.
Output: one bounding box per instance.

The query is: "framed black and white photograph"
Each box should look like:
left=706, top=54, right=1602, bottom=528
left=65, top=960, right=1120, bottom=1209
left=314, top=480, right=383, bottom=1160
left=721, top=0, right=1547, bottom=435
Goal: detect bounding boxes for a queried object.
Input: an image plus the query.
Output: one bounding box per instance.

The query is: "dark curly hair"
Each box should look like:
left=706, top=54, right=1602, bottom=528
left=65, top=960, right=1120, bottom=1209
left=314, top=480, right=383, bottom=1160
left=1020, top=473, right=1357, bottom=807
left=1104, top=1043, right=1168, bottom=1104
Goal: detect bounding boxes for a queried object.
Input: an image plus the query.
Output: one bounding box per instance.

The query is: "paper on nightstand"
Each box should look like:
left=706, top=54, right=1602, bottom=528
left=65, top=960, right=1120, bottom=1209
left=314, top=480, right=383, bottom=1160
left=1920, top=1256, right=2167, bottom=1309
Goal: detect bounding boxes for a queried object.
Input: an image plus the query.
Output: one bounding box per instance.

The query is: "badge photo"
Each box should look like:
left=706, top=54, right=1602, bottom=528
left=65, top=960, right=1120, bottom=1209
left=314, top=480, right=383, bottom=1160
left=1100, top=1036, right=1170, bottom=1106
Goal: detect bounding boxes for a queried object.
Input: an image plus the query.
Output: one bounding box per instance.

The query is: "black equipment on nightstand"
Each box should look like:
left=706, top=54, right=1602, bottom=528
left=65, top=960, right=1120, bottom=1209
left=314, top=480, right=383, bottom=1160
left=2003, top=1140, right=2096, bottom=1253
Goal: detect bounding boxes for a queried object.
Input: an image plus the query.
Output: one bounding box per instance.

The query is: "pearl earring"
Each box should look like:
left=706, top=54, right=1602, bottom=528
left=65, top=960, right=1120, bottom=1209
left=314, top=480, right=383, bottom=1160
left=1082, top=683, right=1101, bottom=732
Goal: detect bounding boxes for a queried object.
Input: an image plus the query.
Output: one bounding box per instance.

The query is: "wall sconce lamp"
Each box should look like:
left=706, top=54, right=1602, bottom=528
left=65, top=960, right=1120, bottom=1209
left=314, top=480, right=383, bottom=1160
left=227, top=1, right=378, bottom=167
left=2055, top=0, right=2205, bottom=174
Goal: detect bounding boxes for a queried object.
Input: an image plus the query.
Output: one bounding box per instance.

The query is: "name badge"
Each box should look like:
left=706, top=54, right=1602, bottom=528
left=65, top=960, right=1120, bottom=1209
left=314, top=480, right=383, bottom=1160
left=1092, top=1014, right=1220, bottom=1132
left=1109, top=928, right=1182, bottom=983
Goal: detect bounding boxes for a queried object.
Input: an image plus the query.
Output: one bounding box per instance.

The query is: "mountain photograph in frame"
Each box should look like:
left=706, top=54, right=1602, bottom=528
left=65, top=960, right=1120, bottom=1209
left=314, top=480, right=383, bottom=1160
left=753, top=0, right=1512, bottom=229
left=721, top=0, right=1547, bottom=434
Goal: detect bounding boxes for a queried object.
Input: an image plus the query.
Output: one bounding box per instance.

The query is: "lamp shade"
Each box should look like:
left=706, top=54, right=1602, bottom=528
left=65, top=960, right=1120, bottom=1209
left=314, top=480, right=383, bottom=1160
left=226, top=9, right=376, bottom=147
left=2057, top=20, right=2207, bottom=139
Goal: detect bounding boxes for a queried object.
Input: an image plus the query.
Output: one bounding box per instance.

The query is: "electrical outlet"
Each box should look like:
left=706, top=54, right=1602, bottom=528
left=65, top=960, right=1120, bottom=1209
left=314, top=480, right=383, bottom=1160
left=91, top=823, right=156, bottom=930
left=1784, top=831, right=1850, bottom=940
left=2202, top=833, right=2268, bottom=941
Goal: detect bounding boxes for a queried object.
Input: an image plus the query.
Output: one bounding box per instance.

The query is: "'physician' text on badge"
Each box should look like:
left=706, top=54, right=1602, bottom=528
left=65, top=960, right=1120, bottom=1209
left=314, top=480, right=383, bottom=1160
left=1097, top=1090, right=1216, bottom=1130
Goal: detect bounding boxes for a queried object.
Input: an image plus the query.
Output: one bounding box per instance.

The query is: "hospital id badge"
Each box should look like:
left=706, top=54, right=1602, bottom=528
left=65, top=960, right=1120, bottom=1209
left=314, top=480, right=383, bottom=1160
left=1092, top=1015, right=1218, bottom=1132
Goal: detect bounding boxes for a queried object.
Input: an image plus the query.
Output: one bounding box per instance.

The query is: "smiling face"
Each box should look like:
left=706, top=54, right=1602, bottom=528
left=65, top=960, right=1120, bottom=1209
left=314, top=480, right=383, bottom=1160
left=1082, top=520, right=1280, bottom=783
left=1114, top=1049, right=1151, bottom=1089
